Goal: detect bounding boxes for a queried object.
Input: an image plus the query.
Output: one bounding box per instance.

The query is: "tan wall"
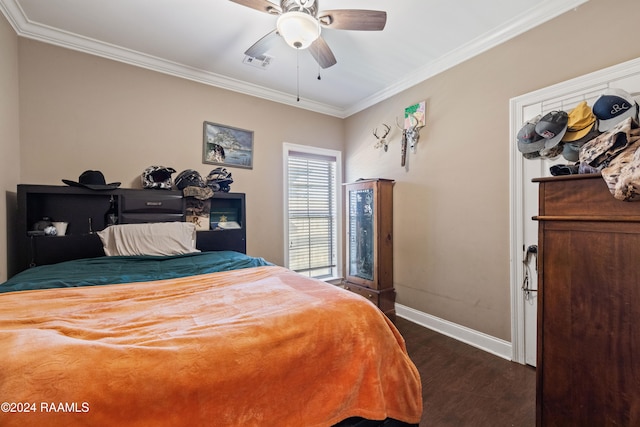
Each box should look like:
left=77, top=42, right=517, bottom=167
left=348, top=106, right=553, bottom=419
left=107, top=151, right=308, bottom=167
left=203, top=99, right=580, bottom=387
left=17, top=38, right=344, bottom=266
left=7, top=0, right=640, bottom=341
left=0, top=13, right=20, bottom=281
left=344, top=0, right=640, bottom=340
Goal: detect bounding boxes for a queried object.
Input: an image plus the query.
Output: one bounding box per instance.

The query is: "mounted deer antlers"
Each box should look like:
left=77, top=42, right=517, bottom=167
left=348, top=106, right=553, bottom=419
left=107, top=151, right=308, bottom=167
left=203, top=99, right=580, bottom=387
left=405, top=114, right=425, bottom=152
left=373, top=124, right=391, bottom=151
left=396, top=113, right=425, bottom=166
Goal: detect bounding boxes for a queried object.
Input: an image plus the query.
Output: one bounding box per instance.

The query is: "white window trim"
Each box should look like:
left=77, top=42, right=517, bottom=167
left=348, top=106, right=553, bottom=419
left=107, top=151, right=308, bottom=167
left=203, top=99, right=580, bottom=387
left=282, top=142, right=342, bottom=281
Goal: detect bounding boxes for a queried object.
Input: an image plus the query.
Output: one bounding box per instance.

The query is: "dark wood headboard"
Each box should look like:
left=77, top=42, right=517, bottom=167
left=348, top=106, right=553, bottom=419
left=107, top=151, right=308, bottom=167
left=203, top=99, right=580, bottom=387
left=12, top=185, right=246, bottom=276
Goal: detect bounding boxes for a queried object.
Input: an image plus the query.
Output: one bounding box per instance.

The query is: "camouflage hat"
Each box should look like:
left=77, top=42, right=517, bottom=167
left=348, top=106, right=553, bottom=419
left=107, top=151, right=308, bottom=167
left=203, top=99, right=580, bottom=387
left=539, top=142, right=564, bottom=160
left=182, top=186, right=214, bottom=200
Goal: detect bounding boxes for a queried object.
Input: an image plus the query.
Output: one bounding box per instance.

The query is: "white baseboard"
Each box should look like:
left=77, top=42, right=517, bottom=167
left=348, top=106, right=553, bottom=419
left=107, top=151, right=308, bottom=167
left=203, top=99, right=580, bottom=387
left=396, top=303, right=513, bottom=361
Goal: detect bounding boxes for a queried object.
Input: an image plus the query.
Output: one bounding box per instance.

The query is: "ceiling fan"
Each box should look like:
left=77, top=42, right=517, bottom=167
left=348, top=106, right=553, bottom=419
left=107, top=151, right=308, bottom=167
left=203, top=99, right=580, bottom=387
left=230, top=0, right=387, bottom=69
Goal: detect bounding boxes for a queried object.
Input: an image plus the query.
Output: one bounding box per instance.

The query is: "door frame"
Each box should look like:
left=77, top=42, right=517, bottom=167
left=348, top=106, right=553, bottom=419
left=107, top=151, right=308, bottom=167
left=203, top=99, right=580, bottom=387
left=509, top=56, right=640, bottom=364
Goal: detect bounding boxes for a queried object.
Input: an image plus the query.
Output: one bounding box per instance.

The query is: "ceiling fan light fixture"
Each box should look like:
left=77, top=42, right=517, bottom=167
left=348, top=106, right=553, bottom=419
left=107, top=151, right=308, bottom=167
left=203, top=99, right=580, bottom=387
left=276, top=11, right=320, bottom=49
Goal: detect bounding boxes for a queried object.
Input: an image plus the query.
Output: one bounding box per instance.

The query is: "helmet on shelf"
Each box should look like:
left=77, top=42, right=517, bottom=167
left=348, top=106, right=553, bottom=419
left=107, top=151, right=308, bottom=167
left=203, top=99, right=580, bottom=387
left=206, top=167, right=233, bottom=192
left=174, top=169, right=205, bottom=190
left=142, top=166, right=176, bottom=190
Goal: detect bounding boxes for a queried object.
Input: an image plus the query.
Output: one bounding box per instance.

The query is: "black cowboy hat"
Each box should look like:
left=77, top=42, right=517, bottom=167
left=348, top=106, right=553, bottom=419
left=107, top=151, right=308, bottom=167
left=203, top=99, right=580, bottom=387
left=62, top=170, right=121, bottom=190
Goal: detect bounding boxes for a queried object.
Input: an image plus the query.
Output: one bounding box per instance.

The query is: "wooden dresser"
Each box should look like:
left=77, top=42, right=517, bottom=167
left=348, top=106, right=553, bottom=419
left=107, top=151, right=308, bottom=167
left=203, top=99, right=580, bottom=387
left=534, top=174, right=640, bottom=426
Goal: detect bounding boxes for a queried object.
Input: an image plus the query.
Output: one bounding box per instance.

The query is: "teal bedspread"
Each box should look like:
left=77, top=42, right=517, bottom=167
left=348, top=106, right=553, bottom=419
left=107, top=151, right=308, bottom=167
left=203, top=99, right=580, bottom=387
left=0, top=251, right=272, bottom=293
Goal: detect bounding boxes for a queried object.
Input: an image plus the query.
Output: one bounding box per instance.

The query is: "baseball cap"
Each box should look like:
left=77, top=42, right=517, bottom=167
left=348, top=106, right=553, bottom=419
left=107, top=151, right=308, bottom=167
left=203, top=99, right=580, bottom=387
left=592, top=88, right=639, bottom=132
left=562, top=142, right=580, bottom=162
left=539, top=142, right=564, bottom=159
left=561, top=101, right=597, bottom=143
left=517, top=115, right=545, bottom=154
left=535, top=110, right=568, bottom=150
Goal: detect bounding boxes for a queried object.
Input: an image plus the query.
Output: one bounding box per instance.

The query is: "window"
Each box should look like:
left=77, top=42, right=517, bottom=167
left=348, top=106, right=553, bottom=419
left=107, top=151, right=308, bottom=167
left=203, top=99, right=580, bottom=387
left=283, top=143, right=341, bottom=280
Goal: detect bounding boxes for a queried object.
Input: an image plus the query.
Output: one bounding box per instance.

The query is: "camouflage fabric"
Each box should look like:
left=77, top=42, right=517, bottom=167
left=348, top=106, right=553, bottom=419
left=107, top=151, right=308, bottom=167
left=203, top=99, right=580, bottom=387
left=600, top=120, right=640, bottom=201
left=579, top=117, right=640, bottom=169
left=539, top=143, right=563, bottom=160
left=182, top=186, right=214, bottom=200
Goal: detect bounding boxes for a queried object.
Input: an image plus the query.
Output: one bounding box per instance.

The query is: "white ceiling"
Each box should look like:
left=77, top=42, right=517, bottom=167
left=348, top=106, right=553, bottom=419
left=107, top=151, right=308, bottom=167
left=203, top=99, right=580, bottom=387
left=1, top=0, right=587, bottom=118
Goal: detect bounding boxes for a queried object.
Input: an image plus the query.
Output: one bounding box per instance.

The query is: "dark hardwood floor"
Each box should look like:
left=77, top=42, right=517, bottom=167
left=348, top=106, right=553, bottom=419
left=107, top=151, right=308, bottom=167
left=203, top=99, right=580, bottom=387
left=394, top=317, right=536, bottom=427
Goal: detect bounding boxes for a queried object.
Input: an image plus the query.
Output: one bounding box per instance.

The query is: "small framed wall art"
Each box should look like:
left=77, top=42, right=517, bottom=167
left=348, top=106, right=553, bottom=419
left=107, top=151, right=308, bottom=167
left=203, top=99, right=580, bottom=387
left=203, top=121, right=254, bottom=169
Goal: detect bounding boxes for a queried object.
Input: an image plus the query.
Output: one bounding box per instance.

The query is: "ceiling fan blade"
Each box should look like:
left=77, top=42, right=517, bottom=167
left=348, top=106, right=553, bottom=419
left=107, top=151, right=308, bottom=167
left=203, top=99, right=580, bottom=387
left=228, top=0, right=281, bottom=15
left=244, top=29, right=281, bottom=58
left=309, top=36, right=337, bottom=69
left=318, top=10, right=387, bottom=31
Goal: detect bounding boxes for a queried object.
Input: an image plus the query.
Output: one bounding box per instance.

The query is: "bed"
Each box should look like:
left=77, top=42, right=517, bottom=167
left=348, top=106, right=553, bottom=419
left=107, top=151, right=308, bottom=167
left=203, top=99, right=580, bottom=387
left=0, top=223, right=422, bottom=427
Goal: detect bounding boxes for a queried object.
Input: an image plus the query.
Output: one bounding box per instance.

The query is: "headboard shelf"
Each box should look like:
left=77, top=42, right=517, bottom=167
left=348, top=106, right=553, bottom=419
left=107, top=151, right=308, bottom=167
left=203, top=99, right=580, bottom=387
left=13, top=185, right=246, bottom=276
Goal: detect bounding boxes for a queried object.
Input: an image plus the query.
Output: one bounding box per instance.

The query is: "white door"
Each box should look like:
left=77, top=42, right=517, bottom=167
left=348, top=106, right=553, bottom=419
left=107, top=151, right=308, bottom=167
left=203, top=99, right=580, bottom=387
left=520, top=146, right=554, bottom=366
left=510, top=56, right=640, bottom=366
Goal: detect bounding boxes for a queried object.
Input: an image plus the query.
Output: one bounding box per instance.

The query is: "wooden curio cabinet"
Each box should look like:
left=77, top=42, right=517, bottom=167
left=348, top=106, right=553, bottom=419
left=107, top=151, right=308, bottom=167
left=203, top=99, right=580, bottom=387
left=342, top=179, right=395, bottom=320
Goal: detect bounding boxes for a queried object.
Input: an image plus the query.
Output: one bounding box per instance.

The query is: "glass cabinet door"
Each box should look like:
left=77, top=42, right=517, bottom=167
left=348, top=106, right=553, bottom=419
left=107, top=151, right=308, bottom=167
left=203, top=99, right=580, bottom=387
left=348, top=187, right=374, bottom=281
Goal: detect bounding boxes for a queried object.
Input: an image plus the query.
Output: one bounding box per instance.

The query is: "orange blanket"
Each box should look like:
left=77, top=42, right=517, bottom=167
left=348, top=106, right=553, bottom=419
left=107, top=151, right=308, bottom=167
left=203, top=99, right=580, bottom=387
left=0, top=266, right=422, bottom=426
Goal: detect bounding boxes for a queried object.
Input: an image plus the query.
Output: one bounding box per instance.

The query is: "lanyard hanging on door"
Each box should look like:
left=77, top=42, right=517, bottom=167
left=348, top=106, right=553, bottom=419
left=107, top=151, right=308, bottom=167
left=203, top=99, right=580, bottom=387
left=522, top=244, right=538, bottom=301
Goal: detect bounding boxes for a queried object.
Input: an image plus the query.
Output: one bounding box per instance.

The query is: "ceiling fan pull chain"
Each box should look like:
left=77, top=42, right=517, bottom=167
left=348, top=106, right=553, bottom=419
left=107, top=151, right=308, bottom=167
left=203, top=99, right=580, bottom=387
left=317, top=24, right=321, bottom=80
left=296, top=47, right=300, bottom=102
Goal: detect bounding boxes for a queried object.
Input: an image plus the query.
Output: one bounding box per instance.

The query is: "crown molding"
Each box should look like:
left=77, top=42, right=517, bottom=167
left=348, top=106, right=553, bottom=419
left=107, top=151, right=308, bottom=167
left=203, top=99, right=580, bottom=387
left=0, top=0, right=344, bottom=117
left=1, top=0, right=589, bottom=119
left=344, top=0, right=589, bottom=117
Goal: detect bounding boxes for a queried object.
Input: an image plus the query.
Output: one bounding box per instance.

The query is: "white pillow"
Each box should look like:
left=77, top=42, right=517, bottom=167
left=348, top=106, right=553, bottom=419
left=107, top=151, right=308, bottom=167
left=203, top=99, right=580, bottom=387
left=97, top=222, right=200, bottom=256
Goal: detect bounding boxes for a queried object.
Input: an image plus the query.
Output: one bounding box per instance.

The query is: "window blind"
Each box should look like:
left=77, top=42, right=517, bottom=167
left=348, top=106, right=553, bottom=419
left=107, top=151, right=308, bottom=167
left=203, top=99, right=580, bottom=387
left=286, top=150, right=337, bottom=279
